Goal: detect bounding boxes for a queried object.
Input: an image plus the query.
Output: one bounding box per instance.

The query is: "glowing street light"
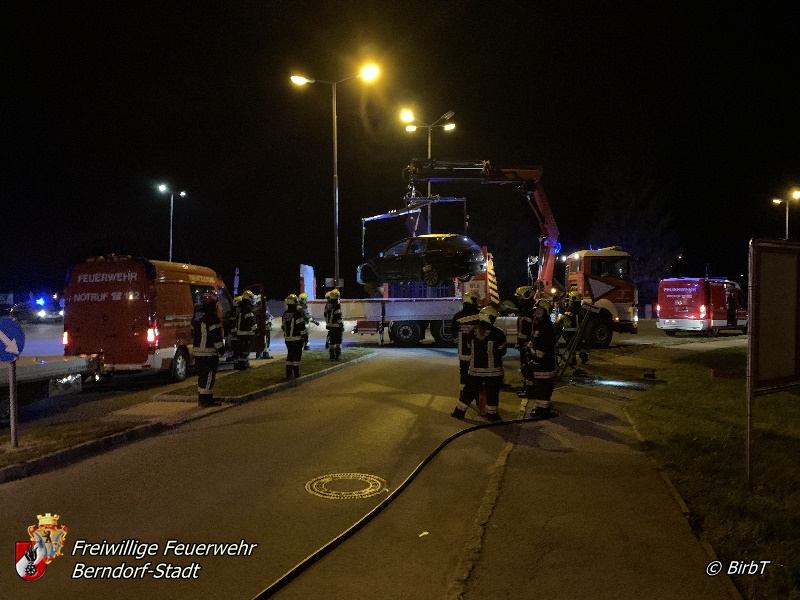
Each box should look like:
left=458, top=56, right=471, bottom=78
left=401, top=109, right=456, bottom=198
left=158, top=183, right=187, bottom=262
left=291, top=64, right=380, bottom=286
left=772, top=188, right=800, bottom=240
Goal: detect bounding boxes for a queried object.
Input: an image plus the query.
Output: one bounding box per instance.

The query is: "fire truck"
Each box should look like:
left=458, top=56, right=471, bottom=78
left=403, top=159, right=638, bottom=348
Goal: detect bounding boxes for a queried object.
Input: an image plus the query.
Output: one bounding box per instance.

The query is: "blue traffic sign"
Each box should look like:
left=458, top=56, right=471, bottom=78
left=0, top=318, right=25, bottom=362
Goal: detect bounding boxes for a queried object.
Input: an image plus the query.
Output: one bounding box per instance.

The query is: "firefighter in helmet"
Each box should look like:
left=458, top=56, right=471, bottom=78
left=298, top=292, right=320, bottom=351
left=232, top=290, right=258, bottom=370
left=282, top=294, right=306, bottom=378
left=451, top=307, right=508, bottom=422
left=452, top=290, right=481, bottom=393
left=525, top=298, right=557, bottom=418
left=514, top=285, right=536, bottom=397
left=555, top=290, right=589, bottom=366
left=192, top=292, right=225, bottom=407
left=324, top=288, right=343, bottom=360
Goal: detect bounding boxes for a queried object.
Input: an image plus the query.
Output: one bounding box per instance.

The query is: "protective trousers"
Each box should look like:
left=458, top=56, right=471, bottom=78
left=196, top=355, right=219, bottom=406
left=328, top=327, right=343, bottom=359
left=457, top=375, right=502, bottom=416
left=285, top=339, right=304, bottom=378
left=233, top=335, right=253, bottom=370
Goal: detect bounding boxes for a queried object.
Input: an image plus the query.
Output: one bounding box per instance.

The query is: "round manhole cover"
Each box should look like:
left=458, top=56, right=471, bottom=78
left=305, top=473, right=387, bottom=500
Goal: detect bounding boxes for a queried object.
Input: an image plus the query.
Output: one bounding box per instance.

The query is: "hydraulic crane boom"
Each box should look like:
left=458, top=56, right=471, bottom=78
left=404, top=159, right=561, bottom=293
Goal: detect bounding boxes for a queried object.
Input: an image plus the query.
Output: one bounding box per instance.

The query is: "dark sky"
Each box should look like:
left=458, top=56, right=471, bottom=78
left=5, top=2, right=799, bottom=299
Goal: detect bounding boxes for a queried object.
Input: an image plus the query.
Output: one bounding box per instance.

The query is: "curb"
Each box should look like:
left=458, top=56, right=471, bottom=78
left=0, top=352, right=377, bottom=485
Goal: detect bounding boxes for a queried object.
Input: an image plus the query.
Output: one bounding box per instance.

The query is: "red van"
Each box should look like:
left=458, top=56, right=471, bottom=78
left=62, top=255, right=235, bottom=381
left=656, top=277, right=747, bottom=336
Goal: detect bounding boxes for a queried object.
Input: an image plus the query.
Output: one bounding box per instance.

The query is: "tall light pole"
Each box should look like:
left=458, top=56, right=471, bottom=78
left=291, top=64, right=379, bottom=287
left=772, top=189, right=800, bottom=240
left=158, top=183, right=187, bottom=262
left=401, top=109, right=456, bottom=199
left=401, top=109, right=456, bottom=233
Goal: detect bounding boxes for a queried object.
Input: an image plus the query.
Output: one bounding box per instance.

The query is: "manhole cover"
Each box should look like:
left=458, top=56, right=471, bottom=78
left=305, top=473, right=387, bottom=500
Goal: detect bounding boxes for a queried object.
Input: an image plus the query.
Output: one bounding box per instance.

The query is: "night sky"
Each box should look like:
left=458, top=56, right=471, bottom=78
left=5, top=2, right=799, bottom=300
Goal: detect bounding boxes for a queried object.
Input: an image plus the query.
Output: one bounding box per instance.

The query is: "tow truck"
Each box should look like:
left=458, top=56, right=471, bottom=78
left=403, top=159, right=638, bottom=348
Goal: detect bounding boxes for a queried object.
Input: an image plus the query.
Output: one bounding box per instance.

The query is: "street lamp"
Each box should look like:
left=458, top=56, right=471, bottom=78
left=291, top=64, right=380, bottom=287
left=401, top=109, right=456, bottom=199
left=158, top=183, right=187, bottom=262
left=772, top=189, right=800, bottom=240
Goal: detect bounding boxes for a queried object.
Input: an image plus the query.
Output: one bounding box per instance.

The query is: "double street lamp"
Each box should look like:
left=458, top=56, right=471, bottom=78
left=401, top=109, right=456, bottom=199
left=291, top=64, right=380, bottom=287
left=158, top=183, right=186, bottom=263
left=771, top=188, right=800, bottom=240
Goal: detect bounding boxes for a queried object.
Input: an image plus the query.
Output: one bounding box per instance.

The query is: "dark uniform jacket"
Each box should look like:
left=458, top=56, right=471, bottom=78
left=234, top=303, right=258, bottom=338
left=282, top=309, right=307, bottom=341
left=529, top=314, right=556, bottom=378
left=452, top=304, right=480, bottom=361
left=192, top=309, right=224, bottom=357
left=324, top=301, right=343, bottom=328
left=468, top=325, right=507, bottom=377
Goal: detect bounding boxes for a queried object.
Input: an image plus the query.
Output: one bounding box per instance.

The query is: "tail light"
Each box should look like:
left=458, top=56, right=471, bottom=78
left=62, top=331, right=69, bottom=346
left=655, top=303, right=661, bottom=315
left=147, top=326, right=159, bottom=345
left=699, top=304, right=707, bottom=318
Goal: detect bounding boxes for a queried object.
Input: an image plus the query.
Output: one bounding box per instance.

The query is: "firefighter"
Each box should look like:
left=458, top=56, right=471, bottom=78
left=452, top=290, right=481, bottom=393
left=514, top=286, right=535, bottom=397
left=324, top=288, right=343, bottom=360
left=192, top=292, right=225, bottom=407
left=298, top=292, right=320, bottom=351
left=525, top=298, right=557, bottom=418
left=232, top=290, right=258, bottom=370
left=282, top=294, right=306, bottom=378
left=555, top=290, right=589, bottom=366
left=451, top=308, right=507, bottom=422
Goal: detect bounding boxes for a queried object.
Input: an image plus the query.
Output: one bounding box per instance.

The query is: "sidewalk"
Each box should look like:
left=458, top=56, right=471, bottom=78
left=448, top=380, right=743, bottom=600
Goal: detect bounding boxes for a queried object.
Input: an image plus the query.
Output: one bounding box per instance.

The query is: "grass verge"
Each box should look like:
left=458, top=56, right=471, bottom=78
left=626, top=346, right=800, bottom=599
left=170, top=348, right=375, bottom=398
left=0, top=420, right=141, bottom=470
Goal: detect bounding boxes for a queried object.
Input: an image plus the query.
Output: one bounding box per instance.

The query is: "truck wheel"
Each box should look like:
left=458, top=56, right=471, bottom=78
left=664, top=330, right=677, bottom=337
left=170, top=348, right=189, bottom=382
left=422, top=267, right=441, bottom=287
left=585, top=317, right=613, bottom=349
left=430, top=320, right=457, bottom=347
left=390, top=321, right=422, bottom=347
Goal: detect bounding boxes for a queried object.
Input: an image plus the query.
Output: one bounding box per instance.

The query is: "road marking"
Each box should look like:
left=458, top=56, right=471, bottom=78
left=305, top=473, right=387, bottom=500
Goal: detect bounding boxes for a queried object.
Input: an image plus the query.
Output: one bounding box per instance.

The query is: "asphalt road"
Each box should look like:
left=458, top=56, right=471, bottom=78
left=1, top=344, right=521, bottom=599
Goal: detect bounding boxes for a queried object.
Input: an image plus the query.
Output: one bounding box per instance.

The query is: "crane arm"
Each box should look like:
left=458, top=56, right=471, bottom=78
left=404, top=159, right=561, bottom=292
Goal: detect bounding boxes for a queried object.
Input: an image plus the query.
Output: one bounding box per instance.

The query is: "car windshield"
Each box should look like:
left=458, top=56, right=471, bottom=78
left=383, top=240, right=407, bottom=257
left=407, top=238, right=426, bottom=254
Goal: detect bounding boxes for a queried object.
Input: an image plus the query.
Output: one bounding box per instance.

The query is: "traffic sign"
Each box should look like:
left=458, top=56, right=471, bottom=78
left=0, top=318, right=25, bottom=362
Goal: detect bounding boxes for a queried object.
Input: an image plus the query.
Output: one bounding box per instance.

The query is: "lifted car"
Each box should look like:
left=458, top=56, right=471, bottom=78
left=357, top=234, right=487, bottom=287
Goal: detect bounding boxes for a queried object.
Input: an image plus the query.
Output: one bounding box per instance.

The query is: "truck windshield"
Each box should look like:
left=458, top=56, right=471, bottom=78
left=591, top=258, right=631, bottom=279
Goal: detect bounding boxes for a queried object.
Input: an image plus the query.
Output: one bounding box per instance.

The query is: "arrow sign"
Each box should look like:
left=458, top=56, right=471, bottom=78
left=0, top=318, right=25, bottom=362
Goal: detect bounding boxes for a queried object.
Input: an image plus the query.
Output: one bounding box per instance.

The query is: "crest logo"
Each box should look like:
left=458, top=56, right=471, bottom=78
left=15, top=513, right=68, bottom=581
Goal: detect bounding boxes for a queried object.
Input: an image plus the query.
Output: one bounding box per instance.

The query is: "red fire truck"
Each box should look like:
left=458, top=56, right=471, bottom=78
left=656, top=277, right=748, bottom=336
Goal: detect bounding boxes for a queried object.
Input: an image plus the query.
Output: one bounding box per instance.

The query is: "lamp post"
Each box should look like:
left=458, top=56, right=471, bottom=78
left=401, top=110, right=456, bottom=233
left=158, top=184, right=187, bottom=262
left=772, top=189, right=800, bottom=240
left=291, top=64, right=379, bottom=287
left=401, top=109, right=456, bottom=199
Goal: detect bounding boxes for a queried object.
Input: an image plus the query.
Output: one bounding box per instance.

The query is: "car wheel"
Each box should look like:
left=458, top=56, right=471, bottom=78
left=422, top=267, right=441, bottom=286
left=664, top=330, right=677, bottom=337
left=170, top=348, right=190, bottom=382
